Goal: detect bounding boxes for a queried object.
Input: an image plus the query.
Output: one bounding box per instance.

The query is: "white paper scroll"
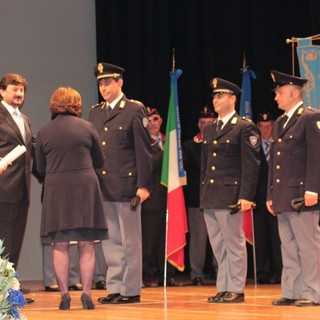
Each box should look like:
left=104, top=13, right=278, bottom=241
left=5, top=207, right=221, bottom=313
left=0, top=145, right=27, bottom=169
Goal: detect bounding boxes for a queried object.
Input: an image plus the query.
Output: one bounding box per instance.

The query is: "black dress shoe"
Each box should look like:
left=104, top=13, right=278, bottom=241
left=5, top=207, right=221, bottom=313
left=20, top=287, right=31, bottom=294
left=257, top=276, right=271, bottom=284
left=68, top=284, right=83, bottom=291
left=95, top=280, right=106, bottom=290
left=208, top=291, right=227, bottom=303
left=25, top=298, right=35, bottom=304
left=97, top=293, right=120, bottom=304
left=111, top=295, right=140, bottom=304
left=192, top=277, right=204, bottom=286
left=45, top=285, right=60, bottom=292
left=218, top=292, right=244, bottom=303
left=273, top=276, right=281, bottom=284
left=144, top=279, right=159, bottom=287
left=293, top=298, right=320, bottom=307
left=272, top=297, right=296, bottom=306
left=165, top=278, right=184, bottom=287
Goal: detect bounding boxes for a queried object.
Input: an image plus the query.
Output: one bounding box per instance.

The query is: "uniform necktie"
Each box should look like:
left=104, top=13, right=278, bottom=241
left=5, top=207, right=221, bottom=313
left=12, top=110, right=26, bottom=142
left=264, top=141, right=270, bottom=161
left=281, top=115, right=288, bottom=129
left=157, top=137, right=163, bottom=150
left=106, top=103, right=112, bottom=116
left=216, top=120, right=223, bottom=133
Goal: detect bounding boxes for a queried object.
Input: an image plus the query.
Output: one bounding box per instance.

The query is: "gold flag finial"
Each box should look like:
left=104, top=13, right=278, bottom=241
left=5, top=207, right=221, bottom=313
left=243, top=52, right=246, bottom=68
left=172, top=48, right=175, bottom=72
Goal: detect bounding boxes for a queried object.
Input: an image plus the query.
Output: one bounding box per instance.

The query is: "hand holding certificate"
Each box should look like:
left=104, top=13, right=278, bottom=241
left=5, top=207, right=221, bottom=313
left=0, top=145, right=27, bottom=173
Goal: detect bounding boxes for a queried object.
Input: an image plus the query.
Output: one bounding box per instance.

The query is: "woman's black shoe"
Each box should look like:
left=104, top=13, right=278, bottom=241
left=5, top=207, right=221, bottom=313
left=81, top=293, right=95, bottom=309
left=59, top=293, right=71, bottom=310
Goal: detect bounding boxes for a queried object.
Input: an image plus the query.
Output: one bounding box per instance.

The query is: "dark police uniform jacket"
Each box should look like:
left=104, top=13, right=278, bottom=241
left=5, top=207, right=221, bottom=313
left=267, top=105, right=320, bottom=213
left=88, top=95, right=152, bottom=202
left=200, top=113, right=260, bottom=209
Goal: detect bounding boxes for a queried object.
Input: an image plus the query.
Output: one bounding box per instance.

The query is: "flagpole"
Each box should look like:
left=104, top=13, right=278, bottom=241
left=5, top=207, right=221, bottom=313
left=250, top=208, right=257, bottom=286
left=163, top=48, right=176, bottom=290
left=285, top=34, right=320, bottom=76
left=164, top=207, right=168, bottom=290
left=240, top=58, right=257, bottom=285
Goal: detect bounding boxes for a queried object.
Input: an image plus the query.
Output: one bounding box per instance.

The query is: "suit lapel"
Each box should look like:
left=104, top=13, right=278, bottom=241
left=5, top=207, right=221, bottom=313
left=278, top=107, right=303, bottom=138
left=216, top=114, right=238, bottom=139
left=0, top=103, right=25, bottom=143
left=104, top=97, right=126, bottom=123
left=21, top=113, right=31, bottom=145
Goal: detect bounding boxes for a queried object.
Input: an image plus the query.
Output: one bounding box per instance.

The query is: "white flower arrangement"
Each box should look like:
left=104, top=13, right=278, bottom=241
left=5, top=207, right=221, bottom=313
left=0, top=240, right=26, bottom=320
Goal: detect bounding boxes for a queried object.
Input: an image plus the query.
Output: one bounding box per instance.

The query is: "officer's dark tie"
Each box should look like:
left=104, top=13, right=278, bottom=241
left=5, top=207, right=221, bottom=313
left=281, top=115, right=288, bottom=130
left=106, top=103, right=112, bottom=116
left=216, top=120, right=223, bottom=133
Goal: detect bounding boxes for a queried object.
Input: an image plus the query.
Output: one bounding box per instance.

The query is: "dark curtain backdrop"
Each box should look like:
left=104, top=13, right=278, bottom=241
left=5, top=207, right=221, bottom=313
left=95, top=0, right=320, bottom=141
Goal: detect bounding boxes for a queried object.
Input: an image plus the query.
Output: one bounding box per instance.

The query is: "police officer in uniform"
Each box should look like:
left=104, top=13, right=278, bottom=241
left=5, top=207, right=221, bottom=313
left=267, top=70, right=320, bottom=307
left=200, top=78, right=260, bottom=303
left=89, top=63, right=152, bottom=304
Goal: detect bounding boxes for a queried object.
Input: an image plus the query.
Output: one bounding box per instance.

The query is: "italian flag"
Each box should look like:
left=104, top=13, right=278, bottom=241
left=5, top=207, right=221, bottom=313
left=161, top=69, right=188, bottom=271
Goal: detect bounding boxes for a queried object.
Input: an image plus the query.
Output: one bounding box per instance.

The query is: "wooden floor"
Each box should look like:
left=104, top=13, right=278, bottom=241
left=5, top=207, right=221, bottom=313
left=19, top=280, right=319, bottom=320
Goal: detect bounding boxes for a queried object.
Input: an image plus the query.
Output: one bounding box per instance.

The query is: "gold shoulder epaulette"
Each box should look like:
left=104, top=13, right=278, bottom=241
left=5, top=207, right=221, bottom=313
left=241, top=116, right=252, bottom=122
left=92, top=102, right=105, bottom=109
left=129, top=99, right=143, bottom=106
left=306, top=106, right=316, bottom=112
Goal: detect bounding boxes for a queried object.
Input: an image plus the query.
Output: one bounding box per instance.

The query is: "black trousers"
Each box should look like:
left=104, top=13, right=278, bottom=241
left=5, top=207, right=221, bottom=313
left=0, top=194, right=29, bottom=267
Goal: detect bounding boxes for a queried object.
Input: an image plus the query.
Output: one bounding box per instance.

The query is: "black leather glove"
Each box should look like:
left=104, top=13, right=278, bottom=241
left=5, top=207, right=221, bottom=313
left=130, top=195, right=141, bottom=211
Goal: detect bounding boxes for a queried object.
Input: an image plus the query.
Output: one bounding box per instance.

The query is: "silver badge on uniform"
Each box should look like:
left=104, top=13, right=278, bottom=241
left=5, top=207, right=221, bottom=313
left=143, top=117, right=149, bottom=128
left=249, top=136, right=258, bottom=146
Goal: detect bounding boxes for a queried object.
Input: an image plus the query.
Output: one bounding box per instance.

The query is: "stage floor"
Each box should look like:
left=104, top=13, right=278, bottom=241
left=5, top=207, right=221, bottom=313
left=19, top=280, right=319, bottom=320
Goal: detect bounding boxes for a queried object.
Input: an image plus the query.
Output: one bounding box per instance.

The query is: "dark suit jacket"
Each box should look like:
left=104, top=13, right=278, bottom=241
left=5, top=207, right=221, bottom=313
left=254, top=141, right=269, bottom=209
left=267, top=105, right=320, bottom=213
left=200, top=113, right=260, bottom=209
left=88, top=95, right=152, bottom=201
left=183, top=137, right=202, bottom=208
left=0, top=102, right=33, bottom=203
left=142, top=143, right=167, bottom=212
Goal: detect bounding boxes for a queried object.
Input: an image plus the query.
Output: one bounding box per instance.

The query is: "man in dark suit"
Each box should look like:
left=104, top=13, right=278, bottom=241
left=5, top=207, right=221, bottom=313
left=0, top=74, right=33, bottom=268
left=141, top=107, right=180, bottom=288
left=183, top=106, right=217, bottom=286
left=89, top=63, right=152, bottom=304
left=200, top=78, right=260, bottom=303
left=254, top=113, right=282, bottom=284
left=267, top=70, right=320, bottom=307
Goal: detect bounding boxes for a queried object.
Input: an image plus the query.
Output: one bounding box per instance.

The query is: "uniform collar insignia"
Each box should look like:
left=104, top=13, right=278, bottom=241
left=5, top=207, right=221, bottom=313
left=297, top=107, right=304, bottom=115
left=231, top=117, right=238, bottom=124
left=120, top=100, right=125, bottom=109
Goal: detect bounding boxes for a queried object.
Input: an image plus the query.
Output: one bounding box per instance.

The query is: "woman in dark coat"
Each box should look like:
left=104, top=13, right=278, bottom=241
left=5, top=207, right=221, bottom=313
left=35, top=87, right=107, bottom=310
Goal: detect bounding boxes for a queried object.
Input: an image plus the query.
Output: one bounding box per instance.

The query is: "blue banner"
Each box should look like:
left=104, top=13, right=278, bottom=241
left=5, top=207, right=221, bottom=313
left=297, top=37, right=320, bottom=109
left=240, top=66, right=256, bottom=120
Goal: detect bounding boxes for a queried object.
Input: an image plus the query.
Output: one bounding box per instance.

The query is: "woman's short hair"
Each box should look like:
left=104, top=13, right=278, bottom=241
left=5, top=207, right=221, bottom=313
left=50, top=87, right=82, bottom=117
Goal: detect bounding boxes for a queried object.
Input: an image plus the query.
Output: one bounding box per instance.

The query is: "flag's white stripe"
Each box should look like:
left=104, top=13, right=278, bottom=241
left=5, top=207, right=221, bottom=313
left=167, top=129, right=180, bottom=192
